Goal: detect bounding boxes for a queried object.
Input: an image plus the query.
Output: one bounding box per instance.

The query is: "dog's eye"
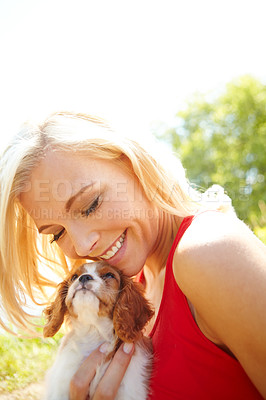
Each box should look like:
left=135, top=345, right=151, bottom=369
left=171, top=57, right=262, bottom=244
left=102, top=272, right=115, bottom=280
left=71, top=274, right=79, bottom=282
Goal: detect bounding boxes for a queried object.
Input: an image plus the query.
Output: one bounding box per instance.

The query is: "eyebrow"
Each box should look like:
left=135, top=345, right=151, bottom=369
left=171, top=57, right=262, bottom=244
left=38, top=183, right=94, bottom=234
left=65, top=182, right=95, bottom=212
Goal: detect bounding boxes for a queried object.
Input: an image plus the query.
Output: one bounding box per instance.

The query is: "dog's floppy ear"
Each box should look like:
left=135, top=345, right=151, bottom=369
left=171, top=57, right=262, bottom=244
left=43, top=281, right=68, bottom=337
left=113, top=275, right=154, bottom=342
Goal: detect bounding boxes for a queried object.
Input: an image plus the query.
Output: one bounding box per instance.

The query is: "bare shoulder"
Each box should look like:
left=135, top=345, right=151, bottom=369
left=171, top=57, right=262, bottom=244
left=175, top=211, right=265, bottom=275
left=174, top=210, right=266, bottom=307
left=173, top=211, right=266, bottom=396
left=177, top=211, right=265, bottom=255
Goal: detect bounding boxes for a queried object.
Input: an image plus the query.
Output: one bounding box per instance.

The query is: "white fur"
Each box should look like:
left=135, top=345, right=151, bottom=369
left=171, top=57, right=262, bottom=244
left=44, top=265, right=152, bottom=400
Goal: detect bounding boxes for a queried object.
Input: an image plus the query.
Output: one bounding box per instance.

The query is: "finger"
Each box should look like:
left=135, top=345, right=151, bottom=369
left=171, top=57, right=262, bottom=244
left=93, top=342, right=134, bottom=400
left=69, top=345, right=107, bottom=400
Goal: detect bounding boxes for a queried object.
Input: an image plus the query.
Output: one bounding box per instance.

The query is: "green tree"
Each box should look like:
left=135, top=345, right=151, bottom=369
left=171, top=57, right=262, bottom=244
left=157, top=76, right=266, bottom=241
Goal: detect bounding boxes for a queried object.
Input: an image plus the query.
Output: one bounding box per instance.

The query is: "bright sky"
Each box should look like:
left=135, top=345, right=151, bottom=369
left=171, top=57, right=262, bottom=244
left=0, top=0, right=266, bottom=151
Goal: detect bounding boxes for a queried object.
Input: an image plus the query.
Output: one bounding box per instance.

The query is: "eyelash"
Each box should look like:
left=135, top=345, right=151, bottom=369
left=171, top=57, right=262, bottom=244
left=81, top=196, right=100, bottom=218
left=71, top=274, right=79, bottom=282
left=50, top=229, right=65, bottom=244
left=102, top=272, right=115, bottom=280
left=50, top=196, right=101, bottom=244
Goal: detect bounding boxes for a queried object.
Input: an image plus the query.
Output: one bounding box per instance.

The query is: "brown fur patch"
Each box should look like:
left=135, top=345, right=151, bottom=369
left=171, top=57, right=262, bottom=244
left=95, top=264, right=121, bottom=318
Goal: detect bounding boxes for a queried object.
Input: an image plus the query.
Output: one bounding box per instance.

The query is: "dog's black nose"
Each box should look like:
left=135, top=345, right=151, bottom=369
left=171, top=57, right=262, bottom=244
left=79, top=274, right=93, bottom=283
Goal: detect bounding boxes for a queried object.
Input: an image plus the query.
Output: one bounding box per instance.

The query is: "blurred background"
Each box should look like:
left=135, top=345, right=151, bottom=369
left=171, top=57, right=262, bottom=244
left=0, top=0, right=265, bottom=240
left=0, top=0, right=265, bottom=396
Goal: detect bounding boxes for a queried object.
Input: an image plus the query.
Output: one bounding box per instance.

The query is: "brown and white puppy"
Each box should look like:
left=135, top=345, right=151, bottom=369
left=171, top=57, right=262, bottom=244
left=43, top=261, right=154, bottom=400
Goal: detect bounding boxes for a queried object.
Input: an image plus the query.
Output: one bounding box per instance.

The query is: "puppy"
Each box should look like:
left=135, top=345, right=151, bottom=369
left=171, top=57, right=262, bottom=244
left=43, top=261, right=154, bottom=400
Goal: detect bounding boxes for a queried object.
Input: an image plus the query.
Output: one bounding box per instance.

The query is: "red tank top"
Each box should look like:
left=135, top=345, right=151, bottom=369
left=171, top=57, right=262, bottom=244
left=141, top=215, right=263, bottom=400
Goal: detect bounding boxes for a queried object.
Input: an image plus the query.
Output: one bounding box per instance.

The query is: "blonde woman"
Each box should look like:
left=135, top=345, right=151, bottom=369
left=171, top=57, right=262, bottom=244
left=0, top=112, right=265, bottom=400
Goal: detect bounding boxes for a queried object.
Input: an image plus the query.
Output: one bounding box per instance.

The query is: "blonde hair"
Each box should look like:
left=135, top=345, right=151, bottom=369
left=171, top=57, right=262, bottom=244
left=0, top=111, right=233, bottom=333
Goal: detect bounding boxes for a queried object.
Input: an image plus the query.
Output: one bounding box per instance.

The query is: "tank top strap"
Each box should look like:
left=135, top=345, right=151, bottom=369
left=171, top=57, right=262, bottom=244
left=167, top=215, right=194, bottom=265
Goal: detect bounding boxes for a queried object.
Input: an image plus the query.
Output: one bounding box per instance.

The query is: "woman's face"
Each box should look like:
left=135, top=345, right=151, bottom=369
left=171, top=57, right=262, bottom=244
left=20, top=150, right=159, bottom=276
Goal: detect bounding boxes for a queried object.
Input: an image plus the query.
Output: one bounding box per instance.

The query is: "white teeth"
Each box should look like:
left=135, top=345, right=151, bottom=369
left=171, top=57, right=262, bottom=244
left=100, top=232, right=125, bottom=260
left=116, top=241, right=122, bottom=249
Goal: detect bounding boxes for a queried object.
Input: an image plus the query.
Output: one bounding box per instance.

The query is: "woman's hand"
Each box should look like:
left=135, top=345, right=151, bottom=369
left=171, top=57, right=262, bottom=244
left=69, top=342, right=134, bottom=400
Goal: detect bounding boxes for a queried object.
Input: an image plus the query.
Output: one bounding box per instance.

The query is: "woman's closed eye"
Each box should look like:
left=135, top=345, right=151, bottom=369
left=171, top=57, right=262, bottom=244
left=81, top=196, right=100, bottom=218
left=49, top=197, right=101, bottom=245
left=50, top=228, right=65, bottom=244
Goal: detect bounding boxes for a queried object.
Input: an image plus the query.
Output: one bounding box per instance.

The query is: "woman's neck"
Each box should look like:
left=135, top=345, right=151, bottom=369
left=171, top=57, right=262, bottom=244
left=145, top=212, right=183, bottom=278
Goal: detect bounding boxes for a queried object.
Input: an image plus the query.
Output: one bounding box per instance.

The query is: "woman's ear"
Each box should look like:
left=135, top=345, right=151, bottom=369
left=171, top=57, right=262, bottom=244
left=43, top=281, right=68, bottom=337
left=113, top=276, right=154, bottom=342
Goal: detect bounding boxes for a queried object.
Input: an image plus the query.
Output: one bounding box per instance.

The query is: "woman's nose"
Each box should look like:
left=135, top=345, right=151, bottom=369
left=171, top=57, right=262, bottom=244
left=70, top=231, right=100, bottom=258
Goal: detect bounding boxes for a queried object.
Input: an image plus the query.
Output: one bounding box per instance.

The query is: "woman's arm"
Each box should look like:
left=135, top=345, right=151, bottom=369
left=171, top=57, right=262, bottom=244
left=173, top=212, right=266, bottom=398
left=69, top=343, right=134, bottom=400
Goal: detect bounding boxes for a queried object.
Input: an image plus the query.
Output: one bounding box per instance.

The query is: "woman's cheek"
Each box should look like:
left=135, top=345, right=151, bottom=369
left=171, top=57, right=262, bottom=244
left=57, top=237, right=79, bottom=259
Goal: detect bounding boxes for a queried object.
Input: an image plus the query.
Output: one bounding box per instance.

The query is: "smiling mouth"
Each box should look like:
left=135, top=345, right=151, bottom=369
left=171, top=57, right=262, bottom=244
left=100, top=231, right=126, bottom=260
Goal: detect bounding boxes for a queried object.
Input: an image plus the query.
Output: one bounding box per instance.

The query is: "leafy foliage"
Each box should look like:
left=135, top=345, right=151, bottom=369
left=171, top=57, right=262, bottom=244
left=157, top=76, right=266, bottom=240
